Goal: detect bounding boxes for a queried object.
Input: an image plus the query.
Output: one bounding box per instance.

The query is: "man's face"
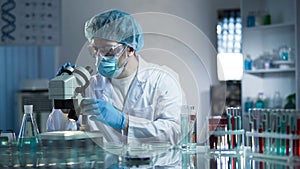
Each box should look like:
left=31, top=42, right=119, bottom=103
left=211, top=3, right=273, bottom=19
left=89, top=38, right=127, bottom=68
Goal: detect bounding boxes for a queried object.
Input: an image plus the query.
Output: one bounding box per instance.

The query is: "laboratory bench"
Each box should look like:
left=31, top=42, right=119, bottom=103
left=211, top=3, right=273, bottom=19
left=1, top=139, right=300, bottom=169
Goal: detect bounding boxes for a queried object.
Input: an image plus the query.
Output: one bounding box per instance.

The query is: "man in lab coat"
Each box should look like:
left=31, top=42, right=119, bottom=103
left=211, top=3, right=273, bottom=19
left=48, top=9, right=183, bottom=145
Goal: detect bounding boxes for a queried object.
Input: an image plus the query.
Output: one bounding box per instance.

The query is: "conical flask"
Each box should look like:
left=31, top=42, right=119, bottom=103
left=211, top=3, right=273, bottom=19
left=18, top=105, right=41, bottom=152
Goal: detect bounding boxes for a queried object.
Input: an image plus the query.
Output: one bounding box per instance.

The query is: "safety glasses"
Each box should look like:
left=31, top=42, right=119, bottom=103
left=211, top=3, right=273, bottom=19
left=88, top=44, right=125, bottom=57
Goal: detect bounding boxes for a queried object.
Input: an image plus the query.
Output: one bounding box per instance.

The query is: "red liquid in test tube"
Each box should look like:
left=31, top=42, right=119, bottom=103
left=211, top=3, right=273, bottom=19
left=259, top=128, right=264, bottom=153
left=286, top=125, right=290, bottom=156
left=231, top=116, right=235, bottom=149
left=297, top=119, right=300, bottom=156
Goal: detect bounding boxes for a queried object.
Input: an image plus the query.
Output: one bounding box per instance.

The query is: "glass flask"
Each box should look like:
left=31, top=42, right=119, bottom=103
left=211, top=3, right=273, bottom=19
left=17, top=105, right=42, bottom=152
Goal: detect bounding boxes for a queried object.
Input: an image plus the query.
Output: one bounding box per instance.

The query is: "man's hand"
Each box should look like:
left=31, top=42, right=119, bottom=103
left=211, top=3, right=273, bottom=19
left=56, top=62, right=76, bottom=76
left=81, top=98, right=127, bottom=129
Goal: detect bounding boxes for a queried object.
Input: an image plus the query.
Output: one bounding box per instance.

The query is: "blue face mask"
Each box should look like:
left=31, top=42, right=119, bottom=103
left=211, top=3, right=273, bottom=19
left=97, top=56, right=126, bottom=78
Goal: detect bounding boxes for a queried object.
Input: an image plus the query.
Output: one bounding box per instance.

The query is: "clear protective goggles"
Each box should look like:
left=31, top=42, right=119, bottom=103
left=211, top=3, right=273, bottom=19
left=88, top=43, right=126, bottom=58
left=90, top=44, right=127, bottom=67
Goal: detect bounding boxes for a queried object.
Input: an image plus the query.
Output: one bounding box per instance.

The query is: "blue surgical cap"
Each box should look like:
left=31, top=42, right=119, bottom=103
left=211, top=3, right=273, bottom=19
left=84, top=9, right=144, bottom=51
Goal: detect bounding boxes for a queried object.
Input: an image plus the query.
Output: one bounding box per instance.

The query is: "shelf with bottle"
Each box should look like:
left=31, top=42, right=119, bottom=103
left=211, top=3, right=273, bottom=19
left=244, top=92, right=276, bottom=113
left=246, top=108, right=300, bottom=162
left=207, top=107, right=244, bottom=154
left=243, top=45, right=296, bottom=76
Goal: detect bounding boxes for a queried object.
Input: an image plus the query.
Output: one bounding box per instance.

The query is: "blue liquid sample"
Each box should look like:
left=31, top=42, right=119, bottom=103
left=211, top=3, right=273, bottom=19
left=244, top=60, right=252, bottom=70
left=244, top=101, right=253, bottom=113
left=281, top=52, right=289, bottom=61
left=255, top=93, right=265, bottom=108
left=247, top=15, right=255, bottom=27
left=255, top=100, right=265, bottom=108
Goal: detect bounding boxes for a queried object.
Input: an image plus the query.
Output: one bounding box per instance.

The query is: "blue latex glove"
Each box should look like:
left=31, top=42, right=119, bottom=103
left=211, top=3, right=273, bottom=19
left=56, top=62, right=76, bottom=76
left=81, top=98, right=127, bottom=129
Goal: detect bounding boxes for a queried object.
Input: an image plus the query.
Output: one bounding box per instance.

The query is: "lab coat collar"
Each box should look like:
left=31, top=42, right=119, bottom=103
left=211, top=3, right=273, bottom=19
left=135, top=54, right=156, bottom=83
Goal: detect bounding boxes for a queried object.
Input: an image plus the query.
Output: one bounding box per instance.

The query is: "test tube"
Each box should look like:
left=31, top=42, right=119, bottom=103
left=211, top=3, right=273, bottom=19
left=231, top=109, right=236, bottom=149
left=285, top=111, right=291, bottom=156
left=281, top=110, right=287, bottom=155
left=258, top=123, right=264, bottom=154
left=227, top=110, right=232, bottom=150
left=263, top=111, right=269, bottom=154
left=297, top=116, right=300, bottom=156
left=249, top=109, right=255, bottom=152
left=209, top=134, right=215, bottom=149
left=219, top=117, right=227, bottom=149
left=253, top=118, right=259, bottom=153
left=249, top=120, right=254, bottom=152
left=236, top=107, right=242, bottom=148
left=290, top=110, right=297, bottom=156
left=269, top=110, right=275, bottom=154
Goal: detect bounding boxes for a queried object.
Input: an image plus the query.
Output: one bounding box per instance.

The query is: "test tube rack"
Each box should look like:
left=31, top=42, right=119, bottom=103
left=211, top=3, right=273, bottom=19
left=207, top=107, right=244, bottom=154
left=246, top=108, right=300, bottom=162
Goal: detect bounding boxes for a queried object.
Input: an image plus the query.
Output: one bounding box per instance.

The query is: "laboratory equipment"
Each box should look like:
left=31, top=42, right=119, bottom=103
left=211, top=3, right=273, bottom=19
left=39, top=131, right=103, bottom=148
left=246, top=11, right=255, bottom=27
left=48, top=65, right=92, bottom=131
left=255, top=92, right=265, bottom=108
left=207, top=107, right=244, bottom=154
left=180, top=105, right=196, bottom=150
left=244, top=55, right=253, bottom=70
left=246, top=108, right=300, bottom=162
left=272, top=91, right=282, bottom=108
left=279, top=45, right=292, bottom=61
left=263, top=10, right=271, bottom=25
left=0, top=130, right=16, bottom=145
left=19, top=79, right=52, bottom=133
left=244, top=97, right=253, bottom=113
left=17, top=105, right=41, bottom=152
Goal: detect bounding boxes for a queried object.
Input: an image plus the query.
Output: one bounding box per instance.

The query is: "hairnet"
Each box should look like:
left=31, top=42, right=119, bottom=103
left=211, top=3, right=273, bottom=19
left=84, top=9, right=144, bottom=51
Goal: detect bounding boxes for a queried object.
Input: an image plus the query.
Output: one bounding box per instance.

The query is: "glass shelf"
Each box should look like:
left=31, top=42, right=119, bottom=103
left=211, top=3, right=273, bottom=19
left=244, top=22, right=294, bottom=31
left=244, top=68, right=295, bottom=75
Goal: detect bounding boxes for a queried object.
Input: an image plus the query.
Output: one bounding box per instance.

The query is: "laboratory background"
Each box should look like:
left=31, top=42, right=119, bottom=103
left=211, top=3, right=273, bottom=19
left=0, top=0, right=299, bottom=168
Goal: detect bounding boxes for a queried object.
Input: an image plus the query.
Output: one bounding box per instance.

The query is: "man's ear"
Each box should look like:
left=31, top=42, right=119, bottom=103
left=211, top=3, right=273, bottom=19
left=127, top=47, right=135, bottom=57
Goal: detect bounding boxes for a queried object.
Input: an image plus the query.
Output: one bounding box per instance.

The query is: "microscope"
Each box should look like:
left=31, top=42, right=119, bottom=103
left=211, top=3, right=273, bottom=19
left=48, top=65, right=92, bottom=131
left=42, top=65, right=103, bottom=145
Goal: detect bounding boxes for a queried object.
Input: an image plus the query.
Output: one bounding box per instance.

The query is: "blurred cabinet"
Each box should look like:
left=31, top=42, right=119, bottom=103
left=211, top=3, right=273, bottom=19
left=240, top=0, right=299, bottom=112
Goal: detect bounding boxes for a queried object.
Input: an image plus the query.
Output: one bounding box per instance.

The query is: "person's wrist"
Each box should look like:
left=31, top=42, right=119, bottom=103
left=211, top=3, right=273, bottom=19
left=125, top=115, right=129, bottom=130
left=121, top=114, right=129, bottom=131
left=118, top=113, right=127, bottom=130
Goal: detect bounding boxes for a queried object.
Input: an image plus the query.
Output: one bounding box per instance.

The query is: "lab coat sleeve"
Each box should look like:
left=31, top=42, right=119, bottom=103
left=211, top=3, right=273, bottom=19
left=46, top=109, right=68, bottom=132
left=127, top=70, right=183, bottom=145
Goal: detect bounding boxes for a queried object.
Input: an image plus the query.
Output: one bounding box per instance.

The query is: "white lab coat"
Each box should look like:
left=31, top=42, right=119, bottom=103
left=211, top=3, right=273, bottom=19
left=47, top=56, right=183, bottom=145
left=46, top=109, right=78, bottom=131
left=46, top=109, right=68, bottom=131
left=86, top=56, right=183, bottom=145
